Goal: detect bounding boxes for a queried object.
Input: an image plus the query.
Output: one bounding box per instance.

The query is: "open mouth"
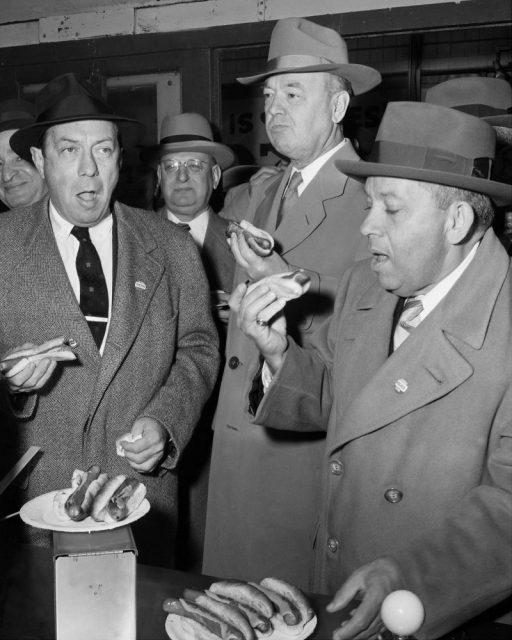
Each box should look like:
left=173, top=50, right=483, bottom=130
left=77, top=191, right=97, bottom=203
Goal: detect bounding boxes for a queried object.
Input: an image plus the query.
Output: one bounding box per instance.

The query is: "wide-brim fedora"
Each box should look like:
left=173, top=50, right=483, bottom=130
left=237, top=17, right=381, bottom=96
left=335, top=101, right=512, bottom=207
left=425, top=77, right=512, bottom=129
left=141, top=112, right=235, bottom=169
left=10, top=73, right=143, bottom=162
left=0, top=99, right=36, bottom=135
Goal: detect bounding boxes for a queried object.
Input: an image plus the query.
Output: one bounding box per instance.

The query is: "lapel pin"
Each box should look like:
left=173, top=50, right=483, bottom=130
left=135, top=281, right=147, bottom=290
left=394, top=378, right=408, bottom=393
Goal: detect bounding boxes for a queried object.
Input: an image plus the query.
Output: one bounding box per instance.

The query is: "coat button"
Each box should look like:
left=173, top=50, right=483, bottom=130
left=384, top=488, right=403, bottom=503
left=228, top=356, right=240, bottom=369
left=327, top=537, right=339, bottom=553
left=330, top=460, right=344, bottom=476
left=68, top=338, right=78, bottom=348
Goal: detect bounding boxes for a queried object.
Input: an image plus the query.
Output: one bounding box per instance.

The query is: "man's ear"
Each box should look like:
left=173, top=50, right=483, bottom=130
left=445, top=200, right=475, bottom=244
left=212, top=164, right=222, bottom=189
left=332, top=91, right=350, bottom=124
left=31, top=146, right=45, bottom=179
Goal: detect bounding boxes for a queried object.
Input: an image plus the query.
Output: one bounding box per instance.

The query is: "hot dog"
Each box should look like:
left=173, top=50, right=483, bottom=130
left=91, top=474, right=126, bottom=521
left=184, top=589, right=255, bottom=640
left=226, top=220, right=274, bottom=257
left=64, top=465, right=106, bottom=521
left=163, top=598, right=225, bottom=639
left=208, top=591, right=272, bottom=636
left=249, top=583, right=300, bottom=627
left=209, top=581, right=274, bottom=620
left=259, top=578, right=314, bottom=625
left=92, top=475, right=146, bottom=522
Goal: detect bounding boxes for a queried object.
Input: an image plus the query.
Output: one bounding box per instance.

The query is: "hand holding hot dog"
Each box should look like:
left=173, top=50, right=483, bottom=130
left=118, top=416, right=169, bottom=473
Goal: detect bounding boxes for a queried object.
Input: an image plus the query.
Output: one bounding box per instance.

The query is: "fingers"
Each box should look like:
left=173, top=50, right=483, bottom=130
left=6, top=358, right=57, bottom=393
left=122, top=418, right=168, bottom=473
left=238, top=284, right=283, bottom=330
left=332, top=593, right=382, bottom=640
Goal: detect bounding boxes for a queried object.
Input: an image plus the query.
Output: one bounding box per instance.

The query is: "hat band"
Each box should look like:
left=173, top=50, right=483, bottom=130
left=455, top=104, right=512, bottom=118
left=0, top=110, right=33, bottom=124
left=159, top=134, right=213, bottom=144
left=267, top=54, right=335, bottom=71
left=369, top=141, right=493, bottom=180
left=37, top=94, right=113, bottom=123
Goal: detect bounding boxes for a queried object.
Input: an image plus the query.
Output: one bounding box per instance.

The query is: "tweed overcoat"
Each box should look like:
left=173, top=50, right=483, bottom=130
left=255, top=229, right=512, bottom=638
left=203, top=142, right=369, bottom=588
left=0, top=198, right=220, bottom=567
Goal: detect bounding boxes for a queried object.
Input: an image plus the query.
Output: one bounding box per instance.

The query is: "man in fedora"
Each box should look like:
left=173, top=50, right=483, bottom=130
left=0, top=73, right=219, bottom=567
left=143, top=111, right=235, bottom=570
left=0, top=98, right=47, bottom=210
left=232, top=100, right=512, bottom=638
left=204, top=17, right=381, bottom=587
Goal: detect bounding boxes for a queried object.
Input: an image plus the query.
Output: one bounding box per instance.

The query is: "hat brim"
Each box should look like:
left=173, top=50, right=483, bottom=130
left=141, top=140, right=235, bottom=170
left=10, top=115, right=143, bottom=162
left=483, top=114, right=512, bottom=127
left=0, top=118, right=35, bottom=135
left=237, top=63, right=381, bottom=96
left=335, top=158, right=512, bottom=207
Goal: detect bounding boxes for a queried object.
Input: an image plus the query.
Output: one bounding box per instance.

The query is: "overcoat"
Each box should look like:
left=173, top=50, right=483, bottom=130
left=0, top=198, right=220, bottom=567
left=255, top=229, right=512, bottom=638
left=203, top=142, right=369, bottom=587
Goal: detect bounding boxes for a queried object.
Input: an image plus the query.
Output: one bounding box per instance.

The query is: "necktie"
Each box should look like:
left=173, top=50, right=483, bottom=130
left=71, top=226, right=109, bottom=349
left=393, top=296, right=424, bottom=350
left=175, top=222, right=190, bottom=231
left=276, top=171, right=303, bottom=228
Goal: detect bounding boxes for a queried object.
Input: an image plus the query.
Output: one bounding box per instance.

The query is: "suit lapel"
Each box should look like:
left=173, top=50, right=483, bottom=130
left=202, top=211, right=234, bottom=292
left=89, top=204, right=165, bottom=412
left=252, top=170, right=288, bottom=231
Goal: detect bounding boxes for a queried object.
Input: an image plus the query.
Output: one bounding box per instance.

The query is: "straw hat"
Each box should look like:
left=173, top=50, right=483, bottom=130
left=335, top=101, right=512, bottom=206
left=10, top=73, right=142, bottom=161
left=141, top=112, right=235, bottom=169
left=237, top=17, right=381, bottom=96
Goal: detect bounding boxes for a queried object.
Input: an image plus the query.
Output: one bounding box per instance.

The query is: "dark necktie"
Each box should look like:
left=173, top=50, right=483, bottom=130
left=175, top=222, right=191, bottom=231
left=276, top=171, right=303, bottom=228
left=71, top=226, right=109, bottom=348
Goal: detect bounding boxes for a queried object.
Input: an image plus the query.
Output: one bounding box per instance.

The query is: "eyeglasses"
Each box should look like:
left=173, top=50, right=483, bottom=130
left=160, top=159, right=211, bottom=174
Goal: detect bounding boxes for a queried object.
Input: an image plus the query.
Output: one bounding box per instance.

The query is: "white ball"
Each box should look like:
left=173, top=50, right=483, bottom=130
left=381, top=590, right=425, bottom=636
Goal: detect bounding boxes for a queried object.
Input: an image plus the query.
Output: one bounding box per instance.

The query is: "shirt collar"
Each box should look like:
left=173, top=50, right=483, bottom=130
left=48, top=200, right=113, bottom=241
left=292, top=139, right=346, bottom=192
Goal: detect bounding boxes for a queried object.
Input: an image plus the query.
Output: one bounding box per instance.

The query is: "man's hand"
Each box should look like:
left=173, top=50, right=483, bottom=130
left=230, top=281, right=288, bottom=373
left=229, top=231, right=289, bottom=281
left=119, top=417, right=169, bottom=473
left=1, top=336, right=72, bottom=394
left=327, top=558, right=405, bottom=640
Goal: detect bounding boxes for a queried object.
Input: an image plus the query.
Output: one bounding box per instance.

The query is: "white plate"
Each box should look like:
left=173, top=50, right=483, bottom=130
left=19, top=488, right=150, bottom=532
left=165, top=614, right=317, bottom=640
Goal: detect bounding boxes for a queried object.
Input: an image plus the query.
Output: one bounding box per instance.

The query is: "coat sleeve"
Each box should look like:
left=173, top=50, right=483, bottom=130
left=139, top=235, right=221, bottom=470
left=388, top=396, right=512, bottom=639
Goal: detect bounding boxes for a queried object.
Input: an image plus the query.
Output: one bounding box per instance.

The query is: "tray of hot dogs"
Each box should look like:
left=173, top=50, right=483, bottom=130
left=19, top=464, right=149, bottom=532
left=163, top=578, right=317, bottom=640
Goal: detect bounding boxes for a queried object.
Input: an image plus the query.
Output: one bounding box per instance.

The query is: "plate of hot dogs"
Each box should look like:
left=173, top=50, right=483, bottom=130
left=20, top=464, right=149, bottom=532
left=163, top=578, right=317, bottom=640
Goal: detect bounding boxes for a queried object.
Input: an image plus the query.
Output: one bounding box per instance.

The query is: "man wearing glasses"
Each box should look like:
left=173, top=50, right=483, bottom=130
left=143, top=112, right=235, bottom=570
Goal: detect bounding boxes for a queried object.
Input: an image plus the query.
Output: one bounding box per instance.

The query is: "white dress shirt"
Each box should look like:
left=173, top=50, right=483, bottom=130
left=167, top=208, right=210, bottom=248
left=49, top=202, right=113, bottom=354
left=287, top=139, right=347, bottom=196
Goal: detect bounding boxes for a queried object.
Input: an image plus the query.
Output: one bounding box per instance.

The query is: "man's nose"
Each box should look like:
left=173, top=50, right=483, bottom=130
left=360, top=208, right=378, bottom=237
left=1, top=161, right=18, bottom=182
left=177, top=164, right=190, bottom=182
left=79, top=151, right=99, bottom=176
left=266, top=95, right=284, bottom=117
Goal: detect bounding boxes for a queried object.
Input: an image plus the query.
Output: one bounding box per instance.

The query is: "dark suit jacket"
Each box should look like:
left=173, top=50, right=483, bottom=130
left=255, top=229, right=512, bottom=638
left=0, top=198, right=220, bottom=567
left=204, top=142, right=369, bottom=588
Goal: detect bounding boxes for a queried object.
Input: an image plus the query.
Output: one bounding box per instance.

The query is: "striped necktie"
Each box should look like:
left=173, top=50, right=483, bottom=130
left=276, top=171, right=303, bottom=228
left=71, top=226, right=109, bottom=349
left=393, top=296, right=424, bottom=350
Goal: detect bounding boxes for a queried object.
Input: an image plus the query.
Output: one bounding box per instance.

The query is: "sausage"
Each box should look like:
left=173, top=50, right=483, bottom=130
left=106, top=477, right=146, bottom=522
left=209, top=581, right=274, bottom=620
left=91, top=475, right=126, bottom=522
left=181, top=599, right=245, bottom=640
left=184, top=589, right=255, bottom=640
left=208, top=591, right=272, bottom=636
left=259, top=577, right=314, bottom=624
left=64, top=465, right=104, bottom=521
left=226, top=220, right=274, bottom=257
left=249, top=583, right=300, bottom=626
left=163, top=598, right=223, bottom=639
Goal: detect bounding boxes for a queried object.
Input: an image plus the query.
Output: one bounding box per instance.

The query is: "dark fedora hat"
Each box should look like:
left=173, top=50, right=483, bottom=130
left=10, top=73, right=143, bottom=161
left=335, top=101, right=512, bottom=206
left=425, top=77, right=512, bottom=128
left=0, top=99, right=36, bottom=134
left=237, top=17, right=381, bottom=96
left=141, top=112, right=235, bottom=169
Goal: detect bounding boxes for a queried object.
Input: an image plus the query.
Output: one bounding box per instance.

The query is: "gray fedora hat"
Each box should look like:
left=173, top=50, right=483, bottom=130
left=0, top=99, right=36, bottom=135
left=237, top=17, right=381, bottom=96
left=141, top=112, right=235, bottom=169
left=10, top=73, right=143, bottom=162
left=336, top=101, right=512, bottom=207
left=425, top=77, right=512, bottom=128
